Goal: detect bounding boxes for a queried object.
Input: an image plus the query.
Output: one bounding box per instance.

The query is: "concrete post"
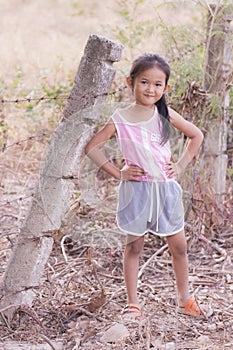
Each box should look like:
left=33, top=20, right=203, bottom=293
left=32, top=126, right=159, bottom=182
left=203, top=5, right=233, bottom=195
left=0, top=34, right=123, bottom=320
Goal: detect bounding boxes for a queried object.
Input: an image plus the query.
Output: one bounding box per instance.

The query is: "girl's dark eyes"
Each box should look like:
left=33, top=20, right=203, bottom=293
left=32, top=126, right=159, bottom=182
left=141, top=81, right=162, bottom=87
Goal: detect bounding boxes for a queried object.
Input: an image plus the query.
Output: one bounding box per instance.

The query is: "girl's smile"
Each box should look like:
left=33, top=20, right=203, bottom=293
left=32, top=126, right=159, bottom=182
left=127, top=66, right=169, bottom=109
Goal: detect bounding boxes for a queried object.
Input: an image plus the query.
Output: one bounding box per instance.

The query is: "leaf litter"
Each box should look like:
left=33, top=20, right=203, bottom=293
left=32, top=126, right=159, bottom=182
left=1, top=151, right=233, bottom=349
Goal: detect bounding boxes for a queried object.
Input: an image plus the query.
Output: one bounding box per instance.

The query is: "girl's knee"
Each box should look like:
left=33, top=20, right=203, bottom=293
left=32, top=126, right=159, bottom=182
left=167, top=233, right=187, bottom=258
left=125, top=236, right=144, bottom=256
left=173, top=243, right=187, bottom=257
left=170, top=240, right=187, bottom=258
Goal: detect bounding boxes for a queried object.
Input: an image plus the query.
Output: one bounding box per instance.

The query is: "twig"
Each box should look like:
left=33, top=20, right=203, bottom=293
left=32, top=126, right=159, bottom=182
left=0, top=312, right=12, bottom=330
left=138, top=244, right=168, bottom=278
left=78, top=306, right=106, bottom=322
left=61, top=235, right=69, bottom=262
left=176, top=315, right=202, bottom=336
left=194, top=295, right=207, bottom=320
left=0, top=303, right=21, bottom=314
left=91, top=260, right=105, bottom=292
left=19, top=306, right=48, bottom=331
left=198, top=234, right=227, bottom=261
left=40, top=334, right=59, bottom=350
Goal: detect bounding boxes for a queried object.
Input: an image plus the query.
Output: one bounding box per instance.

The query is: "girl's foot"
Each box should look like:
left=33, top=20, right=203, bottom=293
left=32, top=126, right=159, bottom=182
left=178, top=297, right=206, bottom=318
left=121, top=303, right=142, bottom=321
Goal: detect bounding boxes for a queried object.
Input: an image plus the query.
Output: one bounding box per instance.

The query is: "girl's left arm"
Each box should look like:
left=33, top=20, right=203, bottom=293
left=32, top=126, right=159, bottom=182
left=166, top=107, right=204, bottom=177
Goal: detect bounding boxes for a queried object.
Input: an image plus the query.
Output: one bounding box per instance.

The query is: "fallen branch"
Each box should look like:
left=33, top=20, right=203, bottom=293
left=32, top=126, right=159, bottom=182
left=198, top=234, right=227, bottom=262
left=138, top=244, right=168, bottom=279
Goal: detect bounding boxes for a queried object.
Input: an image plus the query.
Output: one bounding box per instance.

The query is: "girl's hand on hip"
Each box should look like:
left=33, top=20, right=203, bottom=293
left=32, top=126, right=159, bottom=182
left=165, top=162, right=181, bottom=179
left=120, top=164, right=145, bottom=181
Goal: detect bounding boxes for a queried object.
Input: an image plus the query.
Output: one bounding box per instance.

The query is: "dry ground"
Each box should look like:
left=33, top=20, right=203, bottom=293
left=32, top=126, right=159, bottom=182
left=1, top=176, right=233, bottom=349
left=1, top=0, right=233, bottom=349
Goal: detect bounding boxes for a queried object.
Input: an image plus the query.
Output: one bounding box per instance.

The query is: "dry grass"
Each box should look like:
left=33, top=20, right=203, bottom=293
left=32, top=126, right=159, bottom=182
left=0, top=0, right=200, bottom=85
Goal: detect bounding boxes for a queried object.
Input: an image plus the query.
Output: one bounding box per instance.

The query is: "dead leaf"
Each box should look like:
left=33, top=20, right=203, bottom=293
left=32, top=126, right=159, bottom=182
left=87, top=291, right=106, bottom=312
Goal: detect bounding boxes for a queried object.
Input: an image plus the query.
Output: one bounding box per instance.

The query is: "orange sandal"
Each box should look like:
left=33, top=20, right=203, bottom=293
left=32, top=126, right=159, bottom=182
left=178, top=297, right=206, bottom=318
left=121, top=303, right=142, bottom=320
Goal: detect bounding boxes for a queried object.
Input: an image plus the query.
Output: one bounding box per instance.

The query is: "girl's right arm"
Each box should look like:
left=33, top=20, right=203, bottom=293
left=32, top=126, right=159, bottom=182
left=85, top=119, right=122, bottom=180
left=85, top=118, right=145, bottom=181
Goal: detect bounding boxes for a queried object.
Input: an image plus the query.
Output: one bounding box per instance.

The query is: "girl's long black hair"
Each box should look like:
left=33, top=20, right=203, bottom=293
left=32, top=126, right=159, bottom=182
left=129, top=53, right=170, bottom=145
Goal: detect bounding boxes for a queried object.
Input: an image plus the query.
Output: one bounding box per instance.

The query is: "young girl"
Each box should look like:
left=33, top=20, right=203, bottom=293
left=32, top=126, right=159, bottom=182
left=85, top=53, right=204, bottom=319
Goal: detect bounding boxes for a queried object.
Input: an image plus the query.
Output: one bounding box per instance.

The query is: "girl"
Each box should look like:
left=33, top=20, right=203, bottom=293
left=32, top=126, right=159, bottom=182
left=85, top=53, right=204, bottom=319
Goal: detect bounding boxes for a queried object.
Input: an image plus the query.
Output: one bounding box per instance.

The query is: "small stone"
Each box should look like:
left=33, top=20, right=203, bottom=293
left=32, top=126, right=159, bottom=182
left=151, top=340, right=175, bottom=350
left=198, top=335, right=210, bottom=345
left=208, top=323, right=216, bottom=331
left=100, top=323, right=129, bottom=343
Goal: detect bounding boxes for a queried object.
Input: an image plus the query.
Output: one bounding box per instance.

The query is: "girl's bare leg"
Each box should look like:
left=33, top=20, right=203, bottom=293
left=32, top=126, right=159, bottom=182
left=123, top=235, right=144, bottom=305
left=166, top=229, right=190, bottom=307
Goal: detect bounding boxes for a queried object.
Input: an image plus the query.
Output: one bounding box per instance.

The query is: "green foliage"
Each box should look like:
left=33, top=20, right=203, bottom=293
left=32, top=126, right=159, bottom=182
left=103, top=0, right=154, bottom=59
left=230, top=87, right=233, bottom=108
left=105, top=0, right=207, bottom=99
left=149, top=2, right=207, bottom=109
left=0, top=113, right=8, bottom=151
left=159, top=23, right=205, bottom=102
left=70, top=0, right=97, bottom=17
left=108, top=0, right=232, bottom=118
left=11, top=67, right=24, bottom=90
left=227, top=167, right=233, bottom=181
left=0, top=79, right=8, bottom=96
left=71, top=1, right=84, bottom=16
left=42, top=85, right=67, bottom=99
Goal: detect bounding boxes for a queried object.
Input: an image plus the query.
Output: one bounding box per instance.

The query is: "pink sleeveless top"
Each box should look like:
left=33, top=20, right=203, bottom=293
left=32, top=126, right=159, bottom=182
left=111, top=108, right=173, bottom=182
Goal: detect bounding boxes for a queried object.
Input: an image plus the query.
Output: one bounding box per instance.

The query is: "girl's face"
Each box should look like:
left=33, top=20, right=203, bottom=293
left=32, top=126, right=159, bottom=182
left=127, top=66, right=169, bottom=109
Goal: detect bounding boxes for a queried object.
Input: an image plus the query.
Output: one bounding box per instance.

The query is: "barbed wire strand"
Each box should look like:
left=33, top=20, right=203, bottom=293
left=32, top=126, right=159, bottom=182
left=0, top=85, right=128, bottom=105
left=0, top=86, right=129, bottom=208
left=0, top=195, right=34, bottom=208
left=1, top=102, right=232, bottom=224
left=0, top=85, right=128, bottom=152
left=2, top=132, right=52, bottom=151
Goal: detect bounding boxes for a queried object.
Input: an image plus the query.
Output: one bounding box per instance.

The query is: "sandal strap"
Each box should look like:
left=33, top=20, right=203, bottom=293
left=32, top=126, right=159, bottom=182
left=184, top=297, right=201, bottom=316
left=123, top=303, right=141, bottom=313
left=122, top=303, right=142, bottom=320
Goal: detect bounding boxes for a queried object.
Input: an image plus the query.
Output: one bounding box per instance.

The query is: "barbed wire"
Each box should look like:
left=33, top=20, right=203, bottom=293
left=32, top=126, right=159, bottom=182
left=1, top=87, right=232, bottom=208
left=0, top=85, right=128, bottom=105
left=1, top=107, right=232, bottom=154
left=2, top=132, right=52, bottom=152
left=0, top=194, right=34, bottom=208
left=0, top=85, right=128, bottom=152
left=1, top=95, right=69, bottom=104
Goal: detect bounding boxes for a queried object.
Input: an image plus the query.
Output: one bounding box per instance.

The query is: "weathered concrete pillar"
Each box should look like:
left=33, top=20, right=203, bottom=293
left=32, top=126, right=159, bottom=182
left=203, top=4, right=233, bottom=195
left=0, top=34, right=123, bottom=320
